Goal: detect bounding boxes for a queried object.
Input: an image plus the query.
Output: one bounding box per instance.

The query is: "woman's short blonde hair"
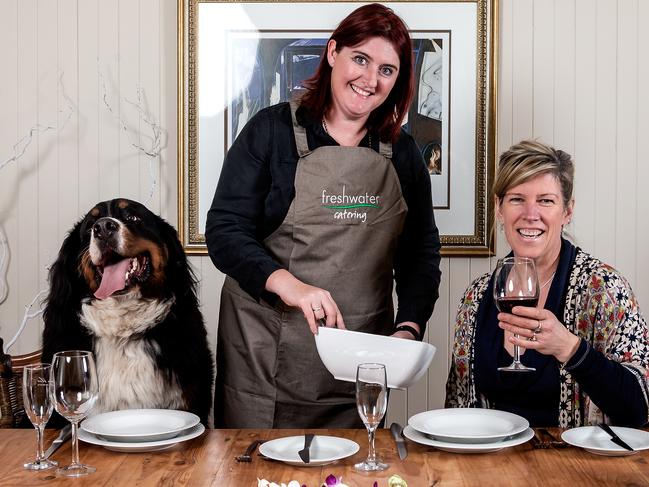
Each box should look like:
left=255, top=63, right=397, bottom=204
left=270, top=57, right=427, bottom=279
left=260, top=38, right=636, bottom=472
left=493, top=140, right=574, bottom=207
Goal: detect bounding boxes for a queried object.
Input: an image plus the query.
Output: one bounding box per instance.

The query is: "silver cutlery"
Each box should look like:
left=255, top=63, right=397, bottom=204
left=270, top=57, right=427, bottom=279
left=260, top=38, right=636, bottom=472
left=298, top=433, right=315, bottom=463
left=44, top=424, right=72, bottom=459
left=236, top=439, right=264, bottom=462
left=390, top=422, right=408, bottom=460
left=598, top=423, right=634, bottom=451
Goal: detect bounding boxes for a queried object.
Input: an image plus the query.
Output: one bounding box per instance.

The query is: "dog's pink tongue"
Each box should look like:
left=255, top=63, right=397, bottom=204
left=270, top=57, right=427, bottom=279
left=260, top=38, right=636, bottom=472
left=94, top=258, right=131, bottom=300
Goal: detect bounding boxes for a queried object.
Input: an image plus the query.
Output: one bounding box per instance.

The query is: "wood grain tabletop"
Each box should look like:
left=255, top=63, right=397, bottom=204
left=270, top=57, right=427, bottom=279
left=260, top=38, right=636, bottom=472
left=1, top=428, right=647, bottom=486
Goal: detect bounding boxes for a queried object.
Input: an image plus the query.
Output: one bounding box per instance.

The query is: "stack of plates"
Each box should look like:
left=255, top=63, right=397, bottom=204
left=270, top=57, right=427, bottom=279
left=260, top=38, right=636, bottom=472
left=403, top=408, right=534, bottom=453
left=79, top=409, right=205, bottom=452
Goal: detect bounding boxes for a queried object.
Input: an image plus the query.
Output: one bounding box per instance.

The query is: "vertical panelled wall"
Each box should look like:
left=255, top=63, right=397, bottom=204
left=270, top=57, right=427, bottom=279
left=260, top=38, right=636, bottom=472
left=0, top=0, right=175, bottom=352
left=0, top=0, right=647, bottom=425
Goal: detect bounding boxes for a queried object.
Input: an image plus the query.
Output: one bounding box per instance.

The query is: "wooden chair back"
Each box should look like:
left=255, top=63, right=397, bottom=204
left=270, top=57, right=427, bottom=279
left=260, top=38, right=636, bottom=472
left=0, top=348, right=42, bottom=428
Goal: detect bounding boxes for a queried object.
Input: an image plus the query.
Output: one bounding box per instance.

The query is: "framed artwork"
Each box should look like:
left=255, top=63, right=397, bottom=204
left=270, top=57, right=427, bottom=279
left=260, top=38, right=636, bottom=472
left=178, top=0, right=498, bottom=256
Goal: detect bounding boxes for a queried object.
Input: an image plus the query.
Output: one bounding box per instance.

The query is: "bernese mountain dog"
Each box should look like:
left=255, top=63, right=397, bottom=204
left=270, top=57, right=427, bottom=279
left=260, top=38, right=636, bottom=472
left=42, top=198, right=213, bottom=424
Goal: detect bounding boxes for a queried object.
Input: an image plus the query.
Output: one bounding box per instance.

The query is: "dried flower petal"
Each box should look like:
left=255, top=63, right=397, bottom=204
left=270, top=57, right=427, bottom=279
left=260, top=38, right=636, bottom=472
left=325, top=474, right=338, bottom=485
left=388, top=474, right=408, bottom=487
left=258, top=479, right=304, bottom=487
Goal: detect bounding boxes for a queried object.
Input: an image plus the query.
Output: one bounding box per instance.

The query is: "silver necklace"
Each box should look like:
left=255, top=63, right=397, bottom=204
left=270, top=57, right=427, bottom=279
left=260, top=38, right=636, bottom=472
left=540, top=271, right=556, bottom=289
left=322, top=117, right=371, bottom=146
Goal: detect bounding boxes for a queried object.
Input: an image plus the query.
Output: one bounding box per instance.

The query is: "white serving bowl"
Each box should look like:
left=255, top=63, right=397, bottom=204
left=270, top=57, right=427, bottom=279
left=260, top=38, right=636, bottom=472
left=314, top=327, right=436, bottom=389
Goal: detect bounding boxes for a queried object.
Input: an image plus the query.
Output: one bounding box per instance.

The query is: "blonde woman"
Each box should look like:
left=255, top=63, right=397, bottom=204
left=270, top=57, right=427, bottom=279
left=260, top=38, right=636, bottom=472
left=446, top=140, right=648, bottom=427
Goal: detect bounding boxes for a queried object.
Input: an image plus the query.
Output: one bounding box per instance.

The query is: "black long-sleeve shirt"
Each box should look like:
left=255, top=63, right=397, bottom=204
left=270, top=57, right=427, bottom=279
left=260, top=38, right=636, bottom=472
left=565, top=339, right=647, bottom=426
left=206, top=102, right=441, bottom=330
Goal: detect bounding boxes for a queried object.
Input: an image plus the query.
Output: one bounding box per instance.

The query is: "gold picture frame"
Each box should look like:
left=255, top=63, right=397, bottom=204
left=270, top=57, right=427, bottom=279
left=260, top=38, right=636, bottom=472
left=178, top=0, right=498, bottom=256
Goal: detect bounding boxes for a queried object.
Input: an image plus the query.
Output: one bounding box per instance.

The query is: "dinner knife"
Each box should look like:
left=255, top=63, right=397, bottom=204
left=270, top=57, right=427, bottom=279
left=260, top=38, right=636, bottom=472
left=298, top=433, right=314, bottom=464
left=598, top=423, right=634, bottom=452
left=44, top=424, right=72, bottom=459
left=390, top=422, right=408, bottom=460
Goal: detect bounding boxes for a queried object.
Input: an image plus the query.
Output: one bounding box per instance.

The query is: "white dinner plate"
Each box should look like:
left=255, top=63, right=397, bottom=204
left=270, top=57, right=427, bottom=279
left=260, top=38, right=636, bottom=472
left=259, top=435, right=359, bottom=467
left=408, top=408, right=529, bottom=443
left=79, top=423, right=205, bottom=452
left=561, top=426, right=649, bottom=456
left=81, top=409, right=200, bottom=442
left=403, top=424, right=534, bottom=453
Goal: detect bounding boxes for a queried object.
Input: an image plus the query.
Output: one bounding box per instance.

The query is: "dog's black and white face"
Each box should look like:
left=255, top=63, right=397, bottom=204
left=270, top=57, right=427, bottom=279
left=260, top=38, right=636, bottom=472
left=77, top=198, right=175, bottom=300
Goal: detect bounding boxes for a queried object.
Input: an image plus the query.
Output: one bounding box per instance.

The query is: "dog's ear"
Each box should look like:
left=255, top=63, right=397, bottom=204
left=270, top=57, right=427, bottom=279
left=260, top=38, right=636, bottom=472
left=158, top=218, right=199, bottom=304
left=42, top=218, right=93, bottom=363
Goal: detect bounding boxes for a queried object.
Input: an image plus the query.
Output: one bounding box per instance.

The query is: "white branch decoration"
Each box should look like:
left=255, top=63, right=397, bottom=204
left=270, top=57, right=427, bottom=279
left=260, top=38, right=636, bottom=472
left=99, top=70, right=166, bottom=204
left=0, top=72, right=74, bottom=172
left=3, top=290, right=48, bottom=353
left=0, top=72, right=73, bottom=344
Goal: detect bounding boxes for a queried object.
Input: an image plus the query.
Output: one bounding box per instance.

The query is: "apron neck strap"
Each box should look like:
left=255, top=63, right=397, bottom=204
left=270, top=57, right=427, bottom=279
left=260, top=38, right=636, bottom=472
left=378, top=141, right=392, bottom=159
left=289, top=101, right=311, bottom=157
left=289, top=101, right=393, bottom=159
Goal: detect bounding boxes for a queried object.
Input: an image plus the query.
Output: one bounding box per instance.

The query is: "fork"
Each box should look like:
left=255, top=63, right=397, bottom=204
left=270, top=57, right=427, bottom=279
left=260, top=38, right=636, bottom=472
left=236, top=439, right=264, bottom=462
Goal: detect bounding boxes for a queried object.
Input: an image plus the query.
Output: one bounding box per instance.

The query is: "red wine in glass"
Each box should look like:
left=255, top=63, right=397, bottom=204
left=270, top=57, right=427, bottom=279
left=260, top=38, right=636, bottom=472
left=496, top=296, right=539, bottom=314
left=493, top=256, right=540, bottom=372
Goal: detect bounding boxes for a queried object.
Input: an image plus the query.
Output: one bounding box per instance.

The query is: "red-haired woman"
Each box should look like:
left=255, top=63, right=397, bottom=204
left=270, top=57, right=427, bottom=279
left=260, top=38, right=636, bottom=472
left=207, top=3, right=441, bottom=428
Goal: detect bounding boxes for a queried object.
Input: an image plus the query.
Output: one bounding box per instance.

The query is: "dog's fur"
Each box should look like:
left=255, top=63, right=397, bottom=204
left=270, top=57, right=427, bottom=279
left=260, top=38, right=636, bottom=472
left=42, top=199, right=213, bottom=424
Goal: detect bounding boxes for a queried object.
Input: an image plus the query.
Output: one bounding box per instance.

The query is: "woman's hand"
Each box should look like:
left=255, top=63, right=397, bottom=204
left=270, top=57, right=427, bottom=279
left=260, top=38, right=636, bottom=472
left=498, top=306, right=580, bottom=363
left=265, top=269, right=345, bottom=334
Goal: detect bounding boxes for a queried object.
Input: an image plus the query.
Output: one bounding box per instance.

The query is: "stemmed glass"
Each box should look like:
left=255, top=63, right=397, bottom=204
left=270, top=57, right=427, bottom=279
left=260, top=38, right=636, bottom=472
left=354, top=363, right=388, bottom=472
left=51, top=350, right=99, bottom=477
left=493, top=256, right=540, bottom=372
left=22, top=364, right=57, bottom=470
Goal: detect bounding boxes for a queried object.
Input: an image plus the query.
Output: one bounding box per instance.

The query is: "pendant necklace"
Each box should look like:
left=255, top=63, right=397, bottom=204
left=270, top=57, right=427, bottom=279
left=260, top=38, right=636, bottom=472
left=540, top=272, right=556, bottom=290
left=322, top=117, right=371, bottom=147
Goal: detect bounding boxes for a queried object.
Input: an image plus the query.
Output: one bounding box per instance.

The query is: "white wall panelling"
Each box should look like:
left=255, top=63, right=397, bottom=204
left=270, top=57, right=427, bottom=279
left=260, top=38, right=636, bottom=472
left=1, top=0, right=648, bottom=423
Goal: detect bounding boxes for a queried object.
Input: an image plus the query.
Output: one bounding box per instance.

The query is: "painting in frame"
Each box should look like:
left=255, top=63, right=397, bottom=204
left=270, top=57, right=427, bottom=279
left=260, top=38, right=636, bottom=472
left=178, top=0, right=498, bottom=256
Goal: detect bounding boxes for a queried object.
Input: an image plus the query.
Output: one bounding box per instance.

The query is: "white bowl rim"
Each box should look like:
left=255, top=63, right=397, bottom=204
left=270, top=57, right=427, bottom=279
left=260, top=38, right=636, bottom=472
left=314, top=326, right=436, bottom=389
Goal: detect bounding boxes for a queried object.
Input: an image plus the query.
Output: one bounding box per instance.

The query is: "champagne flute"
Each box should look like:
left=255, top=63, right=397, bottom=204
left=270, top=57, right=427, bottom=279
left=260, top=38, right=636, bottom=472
left=22, top=364, right=57, bottom=470
left=51, top=350, right=99, bottom=477
left=493, top=256, right=539, bottom=372
left=354, top=363, right=388, bottom=472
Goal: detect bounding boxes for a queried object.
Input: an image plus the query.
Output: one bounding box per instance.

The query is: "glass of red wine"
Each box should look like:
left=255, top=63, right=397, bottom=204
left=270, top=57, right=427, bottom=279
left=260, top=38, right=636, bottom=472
left=493, top=256, right=539, bottom=372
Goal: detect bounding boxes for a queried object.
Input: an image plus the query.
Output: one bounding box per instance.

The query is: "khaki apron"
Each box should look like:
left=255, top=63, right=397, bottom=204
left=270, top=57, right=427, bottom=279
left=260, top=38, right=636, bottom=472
left=214, top=102, right=408, bottom=428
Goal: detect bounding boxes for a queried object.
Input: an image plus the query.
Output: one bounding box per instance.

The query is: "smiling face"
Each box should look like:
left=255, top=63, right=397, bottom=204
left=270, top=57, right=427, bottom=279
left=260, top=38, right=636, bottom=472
left=326, top=36, right=400, bottom=123
left=78, top=199, right=171, bottom=299
left=496, top=173, right=573, bottom=268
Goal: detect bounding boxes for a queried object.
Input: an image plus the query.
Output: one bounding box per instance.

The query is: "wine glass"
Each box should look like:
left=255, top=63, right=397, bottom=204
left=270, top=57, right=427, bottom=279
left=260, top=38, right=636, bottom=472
left=354, top=363, right=388, bottom=472
left=493, top=256, right=539, bottom=372
left=51, top=350, right=99, bottom=477
left=22, top=364, right=57, bottom=470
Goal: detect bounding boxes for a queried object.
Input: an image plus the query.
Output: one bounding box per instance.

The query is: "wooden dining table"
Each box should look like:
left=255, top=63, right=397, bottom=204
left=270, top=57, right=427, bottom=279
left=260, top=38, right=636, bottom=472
left=1, top=428, right=647, bottom=486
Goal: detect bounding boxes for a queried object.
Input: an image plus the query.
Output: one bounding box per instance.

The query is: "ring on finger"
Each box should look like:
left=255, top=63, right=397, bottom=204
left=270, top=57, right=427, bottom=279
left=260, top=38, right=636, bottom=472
left=528, top=335, right=537, bottom=342
left=535, top=320, right=543, bottom=334
left=312, top=305, right=322, bottom=312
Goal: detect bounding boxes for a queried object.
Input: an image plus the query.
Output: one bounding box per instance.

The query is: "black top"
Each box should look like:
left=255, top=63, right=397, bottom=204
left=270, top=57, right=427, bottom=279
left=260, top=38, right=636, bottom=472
left=206, top=102, right=442, bottom=330
left=474, top=239, right=647, bottom=427
left=473, top=242, right=574, bottom=427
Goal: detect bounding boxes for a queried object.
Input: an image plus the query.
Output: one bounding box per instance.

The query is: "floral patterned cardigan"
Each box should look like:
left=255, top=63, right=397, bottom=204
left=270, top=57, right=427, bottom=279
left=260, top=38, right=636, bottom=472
left=445, top=247, right=649, bottom=427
